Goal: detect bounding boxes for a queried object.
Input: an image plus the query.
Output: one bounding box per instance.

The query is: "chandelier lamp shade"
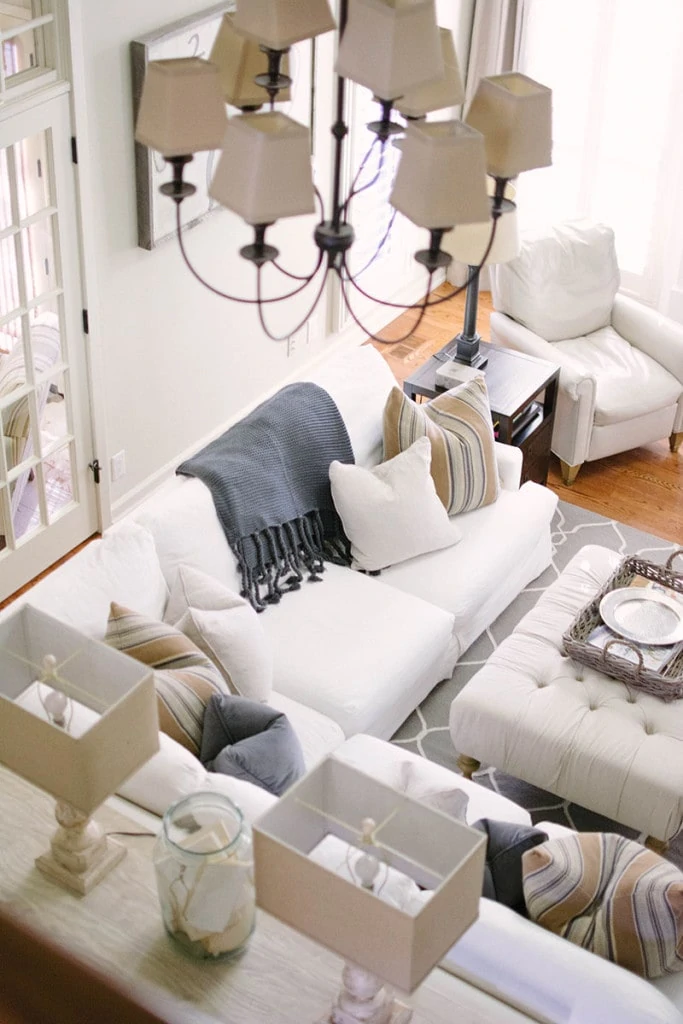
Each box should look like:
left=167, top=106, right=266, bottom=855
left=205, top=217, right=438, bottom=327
left=133, top=0, right=552, bottom=344
left=395, top=27, right=465, bottom=120
left=209, top=13, right=291, bottom=110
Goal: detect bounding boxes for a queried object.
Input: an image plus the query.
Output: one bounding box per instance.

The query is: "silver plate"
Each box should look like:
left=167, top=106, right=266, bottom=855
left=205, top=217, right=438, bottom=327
left=599, top=587, right=683, bottom=645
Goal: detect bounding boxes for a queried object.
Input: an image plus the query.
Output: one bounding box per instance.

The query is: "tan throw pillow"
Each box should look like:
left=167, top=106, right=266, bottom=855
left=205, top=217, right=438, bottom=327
left=105, top=602, right=228, bottom=755
left=383, top=379, right=498, bottom=515
left=522, top=832, right=683, bottom=979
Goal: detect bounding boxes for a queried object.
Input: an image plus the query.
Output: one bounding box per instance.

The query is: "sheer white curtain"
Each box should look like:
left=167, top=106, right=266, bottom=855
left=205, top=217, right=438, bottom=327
left=514, top=0, right=683, bottom=316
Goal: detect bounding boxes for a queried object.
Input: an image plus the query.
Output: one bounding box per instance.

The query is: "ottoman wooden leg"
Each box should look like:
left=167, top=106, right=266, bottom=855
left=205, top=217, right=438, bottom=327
left=457, top=754, right=481, bottom=779
left=645, top=836, right=669, bottom=855
left=670, top=431, right=682, bottom=454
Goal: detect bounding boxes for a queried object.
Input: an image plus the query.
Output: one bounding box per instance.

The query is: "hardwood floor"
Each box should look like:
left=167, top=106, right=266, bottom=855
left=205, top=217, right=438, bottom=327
left=369, top=283, right=683, bottom=545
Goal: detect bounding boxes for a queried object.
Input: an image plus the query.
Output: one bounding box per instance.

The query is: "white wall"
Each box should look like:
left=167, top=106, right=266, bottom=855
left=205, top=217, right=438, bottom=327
left=67, top=0, right=475, bottom=519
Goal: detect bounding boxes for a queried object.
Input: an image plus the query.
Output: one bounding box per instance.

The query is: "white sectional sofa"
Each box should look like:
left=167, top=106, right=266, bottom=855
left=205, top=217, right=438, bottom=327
left=9, top=345, right=681, bottom=1021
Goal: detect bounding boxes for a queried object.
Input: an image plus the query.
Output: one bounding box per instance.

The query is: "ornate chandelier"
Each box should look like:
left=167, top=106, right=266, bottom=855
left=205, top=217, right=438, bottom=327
left=134, top=0, right=552, bottom=350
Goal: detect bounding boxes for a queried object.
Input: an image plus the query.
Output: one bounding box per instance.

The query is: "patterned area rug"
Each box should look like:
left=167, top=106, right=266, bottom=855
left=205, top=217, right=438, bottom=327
left=392, top=499, right=682, bottom=866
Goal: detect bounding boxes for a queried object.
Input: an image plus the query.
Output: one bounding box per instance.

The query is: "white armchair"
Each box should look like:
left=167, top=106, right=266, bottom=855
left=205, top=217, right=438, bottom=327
left=489, top=221, right=683, bottom=484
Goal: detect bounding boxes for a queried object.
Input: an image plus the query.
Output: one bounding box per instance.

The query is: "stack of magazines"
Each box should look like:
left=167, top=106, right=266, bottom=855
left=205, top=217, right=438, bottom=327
left=588, top=575, right=683, bottom=673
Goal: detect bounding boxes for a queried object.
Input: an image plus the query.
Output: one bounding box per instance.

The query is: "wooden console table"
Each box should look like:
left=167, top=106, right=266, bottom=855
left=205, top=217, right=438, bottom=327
left=403, top=341, right=560, bottom=487
left=0, top=768, right=541, bottom=1023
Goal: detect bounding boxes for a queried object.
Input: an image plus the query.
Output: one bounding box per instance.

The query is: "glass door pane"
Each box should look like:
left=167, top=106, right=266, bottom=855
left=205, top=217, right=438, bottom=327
left=0, top=90, right=97, bottom=600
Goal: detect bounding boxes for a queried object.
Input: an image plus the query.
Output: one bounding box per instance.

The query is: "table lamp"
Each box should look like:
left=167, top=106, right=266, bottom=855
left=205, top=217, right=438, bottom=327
left=0, top=604, right=159, bottom=895
left=442, top=179, right=520, bottom=370
left=253, top=756, right=486, bottom=1023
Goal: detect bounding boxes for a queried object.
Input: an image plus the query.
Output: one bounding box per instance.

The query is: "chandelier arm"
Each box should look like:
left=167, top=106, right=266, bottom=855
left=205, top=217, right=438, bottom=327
left=337, top=267, right=434, bottom=345
left=255, top=261, right=329, bottom=342
left=343, top=208, right=398, bottom=281
left=176, top=205, right=320, bottom=304
left=271, top=188, right=327, bottom=281
left=344, top=216, right=500, bottom=310
left=341, top=136, right=384, bottom=216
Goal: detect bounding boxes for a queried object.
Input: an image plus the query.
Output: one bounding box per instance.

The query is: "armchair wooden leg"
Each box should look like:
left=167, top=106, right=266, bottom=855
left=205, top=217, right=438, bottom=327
left=559, top=460, right=582, bottom=486
left=457, top=754, right=481, bottom=779
left=670, top=431, right=682, bottom=454
left=645, top=835, right=669, bottom=855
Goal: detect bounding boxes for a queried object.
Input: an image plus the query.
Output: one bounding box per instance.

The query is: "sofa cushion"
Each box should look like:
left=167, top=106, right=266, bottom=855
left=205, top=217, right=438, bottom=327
left=383, top=380, right=499, bottom=515
left=491, top=220, right=620, bottom=341
left=259, top=563, right=455, bottom=737
left=164, top=564, right=273, bottom=702
left=523, top=832, right=683, bottom=979
left=9, top=521, right=168, bottom=639
left=105, top=603, right=227, bottom=755
left=379, top=483, right=558, bottom=657
left=329, top=437, right=462, bottom=571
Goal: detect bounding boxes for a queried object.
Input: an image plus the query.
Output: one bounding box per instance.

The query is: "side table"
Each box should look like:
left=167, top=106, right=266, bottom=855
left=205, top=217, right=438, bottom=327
left=403, top=340, right=560, bottom=486
left=0, top=768, right=538, bottom=1024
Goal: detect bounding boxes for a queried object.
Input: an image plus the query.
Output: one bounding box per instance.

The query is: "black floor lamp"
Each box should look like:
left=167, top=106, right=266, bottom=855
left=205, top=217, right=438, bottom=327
left=444, top=183, right=519, bottom=370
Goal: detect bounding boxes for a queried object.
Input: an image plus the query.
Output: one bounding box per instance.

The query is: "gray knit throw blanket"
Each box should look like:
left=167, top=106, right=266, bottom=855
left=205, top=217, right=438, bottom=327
left=177, top=382, right=354, bottom=611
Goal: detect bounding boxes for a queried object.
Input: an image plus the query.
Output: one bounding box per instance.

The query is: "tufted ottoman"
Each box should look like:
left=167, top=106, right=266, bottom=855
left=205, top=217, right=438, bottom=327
left=449, top=544, right=683, bottom=846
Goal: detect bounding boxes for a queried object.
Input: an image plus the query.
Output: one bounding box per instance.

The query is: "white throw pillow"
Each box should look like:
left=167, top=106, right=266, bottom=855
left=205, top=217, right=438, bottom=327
left=164, top=564, right=273, bottom=702
left=329, top=436, right=462, bottom=572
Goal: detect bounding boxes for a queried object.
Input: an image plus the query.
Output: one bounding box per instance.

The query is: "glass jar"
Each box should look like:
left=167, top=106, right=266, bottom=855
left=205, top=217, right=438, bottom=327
left=152, top=791, right=255, bottom=960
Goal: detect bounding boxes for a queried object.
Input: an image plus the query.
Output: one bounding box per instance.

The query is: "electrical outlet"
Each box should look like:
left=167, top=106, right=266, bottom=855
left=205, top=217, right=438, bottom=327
left=110, top=450, right=126, bottom=482
left=287, top=325, right=309, bottom=357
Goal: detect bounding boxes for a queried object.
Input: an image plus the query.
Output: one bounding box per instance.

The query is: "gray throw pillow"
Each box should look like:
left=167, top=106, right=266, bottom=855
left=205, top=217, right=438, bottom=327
left=200, top=694, right=305, bottom=797
left=473, top=818, right=548, bottom=914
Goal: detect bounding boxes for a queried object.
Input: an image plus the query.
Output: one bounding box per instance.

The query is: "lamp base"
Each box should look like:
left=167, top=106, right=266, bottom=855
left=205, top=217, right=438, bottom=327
left=35, top=800, right=126, bottom=896
left=319, top=963, right=412, bottom=1024
left=448, top=332, right=488, bottom=370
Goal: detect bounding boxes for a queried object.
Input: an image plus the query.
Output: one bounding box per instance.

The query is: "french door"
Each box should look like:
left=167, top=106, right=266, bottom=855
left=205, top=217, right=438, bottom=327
left=0, top=86, right=97, bottom=602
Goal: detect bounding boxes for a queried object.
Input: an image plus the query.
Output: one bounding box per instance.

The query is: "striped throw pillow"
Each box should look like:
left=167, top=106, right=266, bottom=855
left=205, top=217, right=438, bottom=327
left=522, top=832, right=683, bottom=979
left=105, top=603, right=228, bottom=755
left=383, top=379, right=499, bottom=515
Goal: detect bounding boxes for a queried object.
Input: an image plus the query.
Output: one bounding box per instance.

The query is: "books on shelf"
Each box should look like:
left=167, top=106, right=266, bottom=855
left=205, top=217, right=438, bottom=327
left=588, top=574, right=683, bottom=673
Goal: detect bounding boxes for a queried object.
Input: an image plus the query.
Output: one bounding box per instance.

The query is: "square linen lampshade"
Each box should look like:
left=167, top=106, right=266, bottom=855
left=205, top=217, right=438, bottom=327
left=232, top=0, right=336, bottom=49
left=0, top=605, right=159, bottom=893
left=465, top=72, right=552, bottom=179
left=210, top=13, right=291, bottom=109
left=335, top=0, right=442, bottom=102
left=253, top=757, right=486, bottom=997
left=390, top=120, right=490, bottom=229
left=395, top=28, right=464, bottom=119
left=209, top=112, right=315, bottom=224
left=134, top=58, right=227, bottom=158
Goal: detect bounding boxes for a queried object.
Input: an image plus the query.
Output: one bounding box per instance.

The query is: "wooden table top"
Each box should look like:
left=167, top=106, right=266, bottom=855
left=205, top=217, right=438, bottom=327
left=404, top=341, right=559, bottom=420
left=0, top=768, right=541, bottom=1023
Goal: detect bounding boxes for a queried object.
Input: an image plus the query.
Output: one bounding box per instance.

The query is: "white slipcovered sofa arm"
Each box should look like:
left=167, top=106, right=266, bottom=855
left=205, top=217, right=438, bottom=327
left=612, top=293, right=683, bottom=384
left=494, top=441, right=522, bottom=491
left=441, top=898, right=683, bottom=1024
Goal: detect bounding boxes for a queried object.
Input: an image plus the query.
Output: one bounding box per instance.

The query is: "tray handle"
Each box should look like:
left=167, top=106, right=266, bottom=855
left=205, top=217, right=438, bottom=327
left=665, top=549, right=683, bottom=574
left=602, top=638, right=644, bottom=676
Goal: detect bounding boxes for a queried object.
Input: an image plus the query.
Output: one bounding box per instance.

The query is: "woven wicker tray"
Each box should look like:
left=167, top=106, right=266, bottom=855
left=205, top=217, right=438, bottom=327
left=562, top=549, right=683, bottom=701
